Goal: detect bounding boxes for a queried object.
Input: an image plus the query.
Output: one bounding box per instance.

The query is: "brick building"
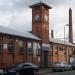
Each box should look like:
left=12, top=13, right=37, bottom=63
left=0, top=26, right=41, bottom=69
left=49, top=38, right=75, bottom=65
left=0, top=2, right=75, bottom=69
left=29, top=2, right=75, bottom=68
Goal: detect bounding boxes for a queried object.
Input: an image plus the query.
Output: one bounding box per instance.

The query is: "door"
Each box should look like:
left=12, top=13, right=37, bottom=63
left=44, top=51, right=48, bottom=68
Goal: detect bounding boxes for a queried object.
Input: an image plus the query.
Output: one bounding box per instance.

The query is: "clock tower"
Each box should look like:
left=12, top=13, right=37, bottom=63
left=29, top=2, right=52, bottom=43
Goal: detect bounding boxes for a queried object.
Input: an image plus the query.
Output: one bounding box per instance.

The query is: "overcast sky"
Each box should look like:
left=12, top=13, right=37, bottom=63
left=0, top=0, right=75, bottom=41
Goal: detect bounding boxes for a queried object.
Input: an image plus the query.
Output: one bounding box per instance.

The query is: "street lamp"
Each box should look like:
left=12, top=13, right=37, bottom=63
left=64, top=24, right=69, bottom=62
left=64, top=24, right=69, bottom=43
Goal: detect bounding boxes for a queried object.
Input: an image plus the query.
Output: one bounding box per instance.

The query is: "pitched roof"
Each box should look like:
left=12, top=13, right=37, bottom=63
left=49, top=38, right=75, bottom=47
left=0, top=26, right=41, bottom=40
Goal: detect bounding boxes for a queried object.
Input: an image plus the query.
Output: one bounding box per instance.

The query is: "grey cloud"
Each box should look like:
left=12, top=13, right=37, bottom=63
left=45, top=0, right=75, bottom=8
left=0, top=0, right=75, bottom=40
left=0, top=0, right=74, bottom=14
left=0, top=0, right=38, bottom=13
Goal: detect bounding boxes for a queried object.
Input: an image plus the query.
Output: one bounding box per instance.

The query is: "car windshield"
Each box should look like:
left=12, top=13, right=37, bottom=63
left=54, top=62, right=62, bottom=64
left=71, top=61, right=75, bottom=64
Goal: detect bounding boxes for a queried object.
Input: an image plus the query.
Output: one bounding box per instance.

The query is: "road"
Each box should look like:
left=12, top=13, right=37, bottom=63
left=39, top=70, right=75, bottom=75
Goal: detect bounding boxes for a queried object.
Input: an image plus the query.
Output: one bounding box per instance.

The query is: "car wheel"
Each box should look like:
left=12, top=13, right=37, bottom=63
left=62, top=68, right=65, bottom=72
left=34, top=70, right=37, bottom=75
left=16, top=72, right=20, bottom=75
left=70, top=67, right=72, bottom=71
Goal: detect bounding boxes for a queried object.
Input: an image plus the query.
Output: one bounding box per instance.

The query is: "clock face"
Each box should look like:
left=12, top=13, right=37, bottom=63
left=34, top=15, right=40, bottom=21
left=45, top=15, right=48, bottom=22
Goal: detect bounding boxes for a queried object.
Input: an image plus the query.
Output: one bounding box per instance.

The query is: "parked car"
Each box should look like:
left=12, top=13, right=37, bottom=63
left=16, top=62, right=39, bottom=75
left=70, top=61, right=75, bottom=70
left=5, top=62, right=39, bottom=75
left=52, top=61, right=72, bottom=72
left=16, top=62, right=39, bottom=71
left=2, top=62, right=20, bottom=75
left=0, top=69, right=4, bottom=75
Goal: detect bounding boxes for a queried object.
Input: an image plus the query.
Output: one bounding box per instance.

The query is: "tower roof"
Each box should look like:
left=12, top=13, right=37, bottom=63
left=29, top=2, right=52, bottom=9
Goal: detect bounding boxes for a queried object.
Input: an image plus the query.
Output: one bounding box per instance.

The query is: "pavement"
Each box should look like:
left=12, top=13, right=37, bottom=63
left=38, top=68, right=52, bottom=74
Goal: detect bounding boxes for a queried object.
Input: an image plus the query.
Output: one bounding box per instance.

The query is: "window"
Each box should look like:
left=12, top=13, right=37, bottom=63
left=59, top=46, right=63, bottom=51
left=54, top=46, right=59, bottom=51
left=49, top=45, right=53, bottom=56
left=55, top=46, right=59, bottom=55
left=72, top=48, right=75, bottom=55
left=0, top=35, right=2, bottom=54
left=33, top=42, right=37, bottom=57
left=28, top=42, right=33, bottom=54
left=56, top=51, right=58, bottom=55
left=71, top=48, right=73, bottom=52
left=56, top=46, right=59, bottom=50
left=64, top=51, right=66, bottom=55
left=49, top=50, right=52, bottom=56
left=50, top=45, right=53, bottom=50
left=37, top=43, right=41, bottom=55
left=8, top=36, right=14, bottom=53
left=19, top=40, right=24, bottom=55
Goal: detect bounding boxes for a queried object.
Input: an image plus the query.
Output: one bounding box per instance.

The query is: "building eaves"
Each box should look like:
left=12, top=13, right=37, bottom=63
left=49, top=38, right=75, bottom=47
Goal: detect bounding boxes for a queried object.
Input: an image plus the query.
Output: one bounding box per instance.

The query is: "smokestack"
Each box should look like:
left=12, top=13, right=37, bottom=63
left=69, top=8, right=73, bottom=43
left=51, top=30, right=54, bottom=38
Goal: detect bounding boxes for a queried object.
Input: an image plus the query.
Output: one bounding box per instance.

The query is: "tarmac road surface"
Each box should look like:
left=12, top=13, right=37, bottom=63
left=39, top=70, right=75, bottom=75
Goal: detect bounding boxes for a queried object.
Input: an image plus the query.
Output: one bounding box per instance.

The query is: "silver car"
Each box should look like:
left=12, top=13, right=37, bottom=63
left=0, top=69, right=4, bottom=75
left=70, top=61, right=75, bottom=70
left=52, top=62, right=72, bottom=72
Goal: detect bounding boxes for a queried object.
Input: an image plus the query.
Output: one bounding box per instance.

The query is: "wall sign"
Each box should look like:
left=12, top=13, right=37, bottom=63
left=3, top=44, right=7, bottom=49
left=42, top=43, right=50, bottom=51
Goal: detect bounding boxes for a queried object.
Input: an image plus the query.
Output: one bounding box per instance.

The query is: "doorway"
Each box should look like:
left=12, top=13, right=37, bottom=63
left=44, top=51, right=48, bottom=68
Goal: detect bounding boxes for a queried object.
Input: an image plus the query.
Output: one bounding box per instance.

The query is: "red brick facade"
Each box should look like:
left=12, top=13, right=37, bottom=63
left=48, top=43, right=74, bottom=65
left=0, top=34, right=41, bottom=69
left=31, top=3, right=51, bottom=44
